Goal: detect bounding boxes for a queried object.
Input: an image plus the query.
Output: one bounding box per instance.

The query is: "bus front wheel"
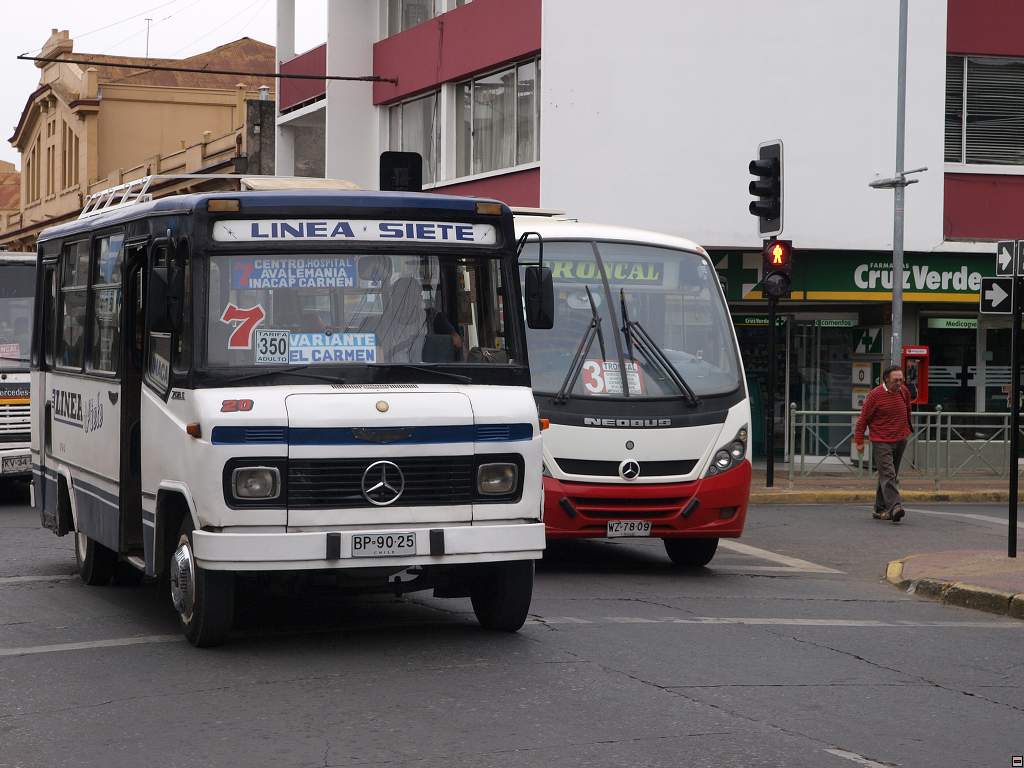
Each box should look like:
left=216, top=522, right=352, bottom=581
left=663, top=537, right=719, bottom=568
left=75, top=531, right=117, bottom=586
left=470, top=560, right=534, bottom=632
left=170, top=521, right=234, bottom=647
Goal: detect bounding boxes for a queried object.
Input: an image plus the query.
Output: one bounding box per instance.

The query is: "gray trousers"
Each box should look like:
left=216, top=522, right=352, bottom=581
left=873, top=439, right=907, bottom=513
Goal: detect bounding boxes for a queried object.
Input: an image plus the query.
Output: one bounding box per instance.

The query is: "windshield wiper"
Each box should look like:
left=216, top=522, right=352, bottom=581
left=0, top=355, right=30, bottom=363
left=553, top=286, right=607, bottom=405
left=378, top=364, right=471, bottom=384
left=214, top=365, right=348, bottom=386
left=620, top=289, right=700, bottom=406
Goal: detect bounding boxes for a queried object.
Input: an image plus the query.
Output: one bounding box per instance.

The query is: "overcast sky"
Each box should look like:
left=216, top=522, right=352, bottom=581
left=0, top=0, right=328, bottom=167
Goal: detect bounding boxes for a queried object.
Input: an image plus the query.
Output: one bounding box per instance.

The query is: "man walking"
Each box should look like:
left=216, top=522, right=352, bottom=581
left=855, top=365, right=912, bottom=523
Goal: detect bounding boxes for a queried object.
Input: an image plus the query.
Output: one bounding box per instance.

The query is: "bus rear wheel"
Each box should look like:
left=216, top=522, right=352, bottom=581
left=170, top=520, right=234, bottom=647
left=663, top=537, right=719, bottom=568
left=75, top=531, right=117, bottom=586
left=470, top=560, right=534, bottom=632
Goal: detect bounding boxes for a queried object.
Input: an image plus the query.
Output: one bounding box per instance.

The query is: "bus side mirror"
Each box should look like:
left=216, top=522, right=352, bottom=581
left=524, top=266, right=554, bottom=330
left=146, top=266, right=170, bottom=332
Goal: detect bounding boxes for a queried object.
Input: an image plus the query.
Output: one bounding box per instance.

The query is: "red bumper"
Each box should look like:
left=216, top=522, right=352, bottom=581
left=543, top=460, right=751, bottom=539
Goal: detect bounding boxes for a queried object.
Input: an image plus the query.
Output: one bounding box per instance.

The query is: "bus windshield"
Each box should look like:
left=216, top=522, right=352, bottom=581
left=205, top=252, right=518, bottom=369
left=0, top=262, right=34, bottom=371
left=523, top=241, right=740, bottom=399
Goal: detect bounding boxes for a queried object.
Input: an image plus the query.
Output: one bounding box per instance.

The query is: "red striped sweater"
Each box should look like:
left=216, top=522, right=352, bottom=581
left=854, top=384, right=912, bottom=445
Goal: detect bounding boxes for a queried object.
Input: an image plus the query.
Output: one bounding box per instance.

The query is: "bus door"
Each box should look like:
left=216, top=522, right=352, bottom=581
left=35, top=258, right=58, bottom=528
left=117, top=240, right=149, bottom=557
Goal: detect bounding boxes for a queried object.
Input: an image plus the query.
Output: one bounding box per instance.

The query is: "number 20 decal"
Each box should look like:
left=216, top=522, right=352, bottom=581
left=220, top=303, right=266, bottom=349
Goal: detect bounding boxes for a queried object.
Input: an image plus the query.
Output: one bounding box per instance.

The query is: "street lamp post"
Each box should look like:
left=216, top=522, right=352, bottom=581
left=868, top=0, right=926, bottom=366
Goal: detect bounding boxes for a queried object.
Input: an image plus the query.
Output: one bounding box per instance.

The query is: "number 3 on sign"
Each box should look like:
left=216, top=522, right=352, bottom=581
left=220, top=303, right=266, bottom=349
left=582, top=360, right=605, bottom=394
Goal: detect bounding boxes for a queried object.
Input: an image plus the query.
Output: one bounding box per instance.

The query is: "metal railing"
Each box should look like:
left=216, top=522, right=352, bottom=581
left=788, top=405, right=1019, bottom=482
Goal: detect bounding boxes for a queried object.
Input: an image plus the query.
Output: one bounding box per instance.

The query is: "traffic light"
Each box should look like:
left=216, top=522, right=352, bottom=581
left=749, top=140, right=783, bottom=237
left=761, top=239, right=792, bottom=298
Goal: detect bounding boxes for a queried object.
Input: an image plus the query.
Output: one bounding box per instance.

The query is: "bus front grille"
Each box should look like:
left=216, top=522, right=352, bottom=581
left=288, top=456, right=476, bottom=509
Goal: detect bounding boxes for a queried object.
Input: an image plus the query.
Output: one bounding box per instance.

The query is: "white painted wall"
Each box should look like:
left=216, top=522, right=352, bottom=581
left=324, top=0, right=380, bottom=188
left=540, top=0, right=948, bottom=252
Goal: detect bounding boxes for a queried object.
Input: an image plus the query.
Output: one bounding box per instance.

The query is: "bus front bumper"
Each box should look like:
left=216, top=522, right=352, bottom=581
left=192, top=522, right=546, bottom=571
left=543, top=460, right=751, bottom=539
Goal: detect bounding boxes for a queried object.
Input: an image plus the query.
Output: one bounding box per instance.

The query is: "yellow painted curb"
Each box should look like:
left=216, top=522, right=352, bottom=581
left=885, top=559, right=905, bottom=585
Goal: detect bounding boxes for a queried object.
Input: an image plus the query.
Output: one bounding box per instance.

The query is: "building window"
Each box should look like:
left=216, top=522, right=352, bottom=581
left=946, top=55, right=1024, bottom=165
left=457, top=58, right=540, bottom=178
left=389, top=92, right=441, bottom=184
left=388, top=0, right=436, bottom=35
left=61, top=121, right=80, bottom=190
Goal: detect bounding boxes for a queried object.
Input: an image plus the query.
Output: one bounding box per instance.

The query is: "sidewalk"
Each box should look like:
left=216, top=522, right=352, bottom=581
left=886, top=550, right=1024, bottom=620
left=749, top=467, right=1011, bottom=505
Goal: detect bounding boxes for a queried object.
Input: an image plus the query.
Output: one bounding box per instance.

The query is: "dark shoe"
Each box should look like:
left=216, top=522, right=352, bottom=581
left=891, top=506, right=906, bottom=523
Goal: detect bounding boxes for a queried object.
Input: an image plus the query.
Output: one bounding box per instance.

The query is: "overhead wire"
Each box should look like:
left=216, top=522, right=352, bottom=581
left=18, top=0, right=182, bottom=57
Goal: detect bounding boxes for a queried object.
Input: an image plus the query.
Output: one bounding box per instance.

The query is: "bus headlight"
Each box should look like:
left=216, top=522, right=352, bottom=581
left=478, top=463, right=518, bottom=495
left=232, top=466, right=280, bottom=499
left=706, top=425, right=748, bottom=477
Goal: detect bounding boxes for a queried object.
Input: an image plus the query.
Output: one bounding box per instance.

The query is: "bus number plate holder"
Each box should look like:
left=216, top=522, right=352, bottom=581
left=606, top=520, right=652, bottom=538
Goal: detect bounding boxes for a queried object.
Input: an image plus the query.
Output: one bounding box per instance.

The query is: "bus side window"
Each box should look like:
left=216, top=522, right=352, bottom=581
left=172, top=241, right=191, bottom=375
left=43, top=263, right=57, bottom=368
left=144, top=243, right=172, bottom=393
left=88, top=233, right=124, bottom=375
left=57, top=240, right=90, bottom=371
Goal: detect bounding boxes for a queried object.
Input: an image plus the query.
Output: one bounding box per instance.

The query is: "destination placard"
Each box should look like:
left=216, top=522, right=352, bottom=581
left=212, top=219, right=497, bottom=245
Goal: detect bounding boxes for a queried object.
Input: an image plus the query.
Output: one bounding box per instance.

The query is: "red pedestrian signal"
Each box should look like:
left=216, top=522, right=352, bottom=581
left=761, top=239, right=793, bottom=298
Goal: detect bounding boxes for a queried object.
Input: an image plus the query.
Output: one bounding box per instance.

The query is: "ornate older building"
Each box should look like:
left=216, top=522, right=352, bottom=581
left=2, top=29, right=277, bottom=250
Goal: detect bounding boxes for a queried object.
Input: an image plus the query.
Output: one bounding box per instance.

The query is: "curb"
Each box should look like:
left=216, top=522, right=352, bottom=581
left=885, top=557, right=1024, bottom=619
left=750, top=489, right=1008, bottom=505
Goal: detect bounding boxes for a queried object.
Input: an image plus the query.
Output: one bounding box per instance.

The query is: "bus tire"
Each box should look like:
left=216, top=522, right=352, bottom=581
left=663, top=537, right=718, bottom=568
left=171, top=520, right=234, bottom=648
left=470, top=560, right=534, bottom=632
left=75, top=531, right=117, bottom=586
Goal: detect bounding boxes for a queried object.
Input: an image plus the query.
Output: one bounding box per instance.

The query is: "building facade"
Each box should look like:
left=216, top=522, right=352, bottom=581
left=275, top=0, right=1024, bottom=453
left=1, top=30, right=278, bottom=251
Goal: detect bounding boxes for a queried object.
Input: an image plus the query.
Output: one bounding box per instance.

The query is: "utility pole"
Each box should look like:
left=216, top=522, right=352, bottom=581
left=869, top=0, right=926, bottom=365
left=145, top=18, right=153, bottom=57
left=890, top=0, right=907, bottom=367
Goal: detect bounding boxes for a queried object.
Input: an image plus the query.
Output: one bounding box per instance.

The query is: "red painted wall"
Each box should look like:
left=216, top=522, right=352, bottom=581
left=373, top=0, right=541, bottom=104
left=945, top=174, right=1024, bottom=240
left=279, top=44, right=327, bottom=112
left=948, top=0, right=1024, bottom=56
left=432, top=167, right=540, bottom=208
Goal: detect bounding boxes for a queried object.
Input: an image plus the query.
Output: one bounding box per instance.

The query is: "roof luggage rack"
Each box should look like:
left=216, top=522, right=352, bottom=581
left=78, top=174, right=361, bottom=220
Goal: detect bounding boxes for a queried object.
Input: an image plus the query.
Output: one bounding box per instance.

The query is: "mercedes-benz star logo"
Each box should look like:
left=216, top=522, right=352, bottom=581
left=619, top=460, right=641, bottom=481
left=361, top=460, right=405, bottom=506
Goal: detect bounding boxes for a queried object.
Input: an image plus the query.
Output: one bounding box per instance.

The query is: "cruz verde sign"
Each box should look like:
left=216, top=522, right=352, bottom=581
left=716, top=251, right=991, bottom=303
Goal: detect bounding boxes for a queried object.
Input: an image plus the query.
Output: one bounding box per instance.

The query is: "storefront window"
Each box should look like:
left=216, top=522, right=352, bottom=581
left=919, top=316, right=977, bottom=412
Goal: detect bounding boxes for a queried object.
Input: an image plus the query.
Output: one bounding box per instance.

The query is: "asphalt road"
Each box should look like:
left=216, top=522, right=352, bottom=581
left=1, top=484, right=1021, bottom=768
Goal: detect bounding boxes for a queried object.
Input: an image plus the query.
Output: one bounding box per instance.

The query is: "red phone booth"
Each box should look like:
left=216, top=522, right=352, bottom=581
left=901, top=345, right=929, bottom=405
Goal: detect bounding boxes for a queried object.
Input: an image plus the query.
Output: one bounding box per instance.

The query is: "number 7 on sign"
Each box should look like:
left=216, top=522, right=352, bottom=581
left=220, top=303, right=266, bottom=349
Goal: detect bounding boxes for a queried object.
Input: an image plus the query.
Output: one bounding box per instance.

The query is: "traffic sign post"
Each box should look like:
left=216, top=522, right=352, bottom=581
left=982, top=251, right=1020, bottom=557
